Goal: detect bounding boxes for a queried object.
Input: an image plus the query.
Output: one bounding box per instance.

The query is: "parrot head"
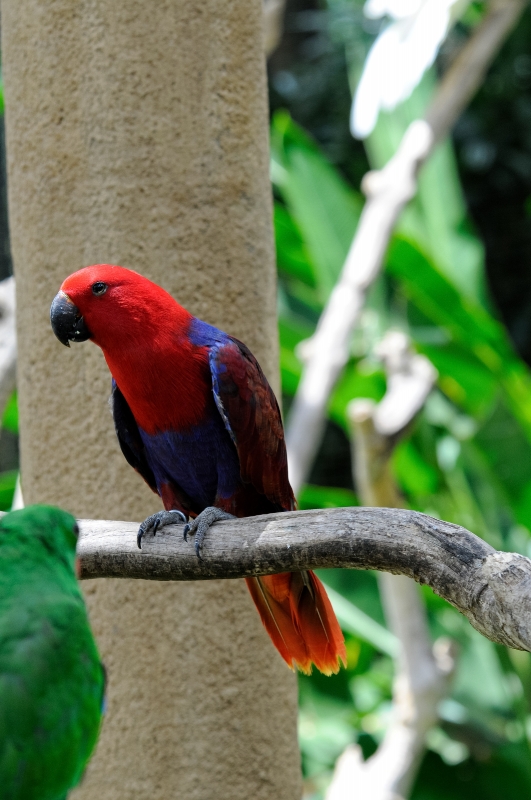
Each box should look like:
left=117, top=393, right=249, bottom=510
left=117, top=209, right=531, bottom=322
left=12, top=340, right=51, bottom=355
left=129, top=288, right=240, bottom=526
left=0, top=505, right=80, bottom=574
left=50, top=264, right=187, bottom=351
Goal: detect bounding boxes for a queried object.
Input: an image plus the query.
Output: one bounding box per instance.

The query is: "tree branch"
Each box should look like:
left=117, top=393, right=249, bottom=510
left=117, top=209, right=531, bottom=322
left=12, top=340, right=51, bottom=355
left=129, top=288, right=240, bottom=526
left=78, top=507, right=531, bottom=652
left=425, top=0, right=527, bottom=143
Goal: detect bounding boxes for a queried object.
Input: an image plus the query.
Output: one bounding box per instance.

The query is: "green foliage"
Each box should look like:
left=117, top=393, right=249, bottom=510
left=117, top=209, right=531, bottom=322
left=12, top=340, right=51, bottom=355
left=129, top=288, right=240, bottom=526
left=0, top=470, right=18, bottom=512
left=272, top=108, right=531, bottom=798
left=2, top=391, right=18, bottom=435
left=0, top=391, right=18, bottom=510
left=272, top=111, right=362, bottom=302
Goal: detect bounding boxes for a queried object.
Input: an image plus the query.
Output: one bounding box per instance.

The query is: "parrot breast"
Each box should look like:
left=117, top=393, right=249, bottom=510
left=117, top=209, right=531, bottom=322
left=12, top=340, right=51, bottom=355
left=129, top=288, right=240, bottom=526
left=139, top=414, right=242, bottom=511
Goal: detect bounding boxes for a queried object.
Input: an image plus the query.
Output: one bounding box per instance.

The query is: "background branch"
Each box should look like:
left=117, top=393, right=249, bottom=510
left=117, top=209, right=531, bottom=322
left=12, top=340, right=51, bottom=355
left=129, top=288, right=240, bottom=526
left=263, top=0, right=286, bottom=57
left=0, top=276, right=16, bottom=416
left=326, top=334, right=450, bottom=800
left=284, top=0, right=526, bottom=495
left=425, top=0, right=527, bottom=143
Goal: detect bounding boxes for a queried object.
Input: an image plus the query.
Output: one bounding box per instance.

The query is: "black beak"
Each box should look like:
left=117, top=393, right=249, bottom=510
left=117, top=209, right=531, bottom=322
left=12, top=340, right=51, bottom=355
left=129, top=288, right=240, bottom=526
left=50, top=291, right=91, bottom=347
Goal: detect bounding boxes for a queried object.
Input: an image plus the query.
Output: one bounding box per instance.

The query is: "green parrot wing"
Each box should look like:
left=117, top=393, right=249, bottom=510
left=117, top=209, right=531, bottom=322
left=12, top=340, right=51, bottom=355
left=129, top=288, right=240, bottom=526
left=0, top=590, right=104, bottom=800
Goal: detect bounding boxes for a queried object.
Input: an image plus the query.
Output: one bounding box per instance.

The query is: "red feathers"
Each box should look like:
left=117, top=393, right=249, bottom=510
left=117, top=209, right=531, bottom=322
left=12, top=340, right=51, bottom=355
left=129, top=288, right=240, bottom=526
left=246, top=573, right=347, bottom=675
left=209, top=338, right=295, bottom=513
left=61, top=265, right=211, bottom=433
left=58, top=264, right=347, bottom=676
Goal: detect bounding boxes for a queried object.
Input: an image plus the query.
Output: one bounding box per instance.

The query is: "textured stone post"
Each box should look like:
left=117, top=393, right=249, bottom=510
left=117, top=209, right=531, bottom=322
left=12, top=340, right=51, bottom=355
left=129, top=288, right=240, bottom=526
left=1, top=2, right=302, bottom=798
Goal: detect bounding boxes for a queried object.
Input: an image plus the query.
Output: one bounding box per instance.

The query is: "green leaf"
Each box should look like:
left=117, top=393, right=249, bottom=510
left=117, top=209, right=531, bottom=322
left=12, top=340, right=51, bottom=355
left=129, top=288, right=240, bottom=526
left=473, top=399, right=531, bottom=521
left=0, top=470, right=17, bottom=511
left=387, top=235, right=531, bottom=442
left=271, top=111, right=362, bottom=301
left=393, top=439, right=440, bottom=496
left=419, top=343, right=496, bottom=417
left=322, top=584, right=399, bottom=657
left=2, top=392, right=18, bottom=434
left=328, top=362, right=386, bottom=431
left=278, top=315, right=312, bottom=396
left=274, top=202, right=316, bottom=287
left=298, top=484, right=358, bottom=509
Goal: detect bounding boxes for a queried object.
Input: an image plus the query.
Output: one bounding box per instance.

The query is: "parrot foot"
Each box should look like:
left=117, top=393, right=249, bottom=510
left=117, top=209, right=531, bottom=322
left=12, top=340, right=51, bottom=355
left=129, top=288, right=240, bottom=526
left=183, top=507, right=235, bottom=559
left=137, top=509, right=188, bottom=549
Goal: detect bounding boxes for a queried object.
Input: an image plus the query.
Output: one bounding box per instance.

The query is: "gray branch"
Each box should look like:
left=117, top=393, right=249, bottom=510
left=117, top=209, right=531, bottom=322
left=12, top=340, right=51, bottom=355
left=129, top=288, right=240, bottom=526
left=78, top=508, right=531, bottom=653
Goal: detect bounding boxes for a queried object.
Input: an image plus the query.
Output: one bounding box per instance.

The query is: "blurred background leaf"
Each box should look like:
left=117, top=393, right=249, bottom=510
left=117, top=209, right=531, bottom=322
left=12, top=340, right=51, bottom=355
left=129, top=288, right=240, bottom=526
left=269, top=1, right=531, bottom=796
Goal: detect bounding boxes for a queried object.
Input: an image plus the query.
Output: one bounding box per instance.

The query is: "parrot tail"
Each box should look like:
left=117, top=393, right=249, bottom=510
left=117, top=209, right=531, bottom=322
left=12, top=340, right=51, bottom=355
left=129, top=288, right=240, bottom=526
left=245, top=571, right=347, bottom=675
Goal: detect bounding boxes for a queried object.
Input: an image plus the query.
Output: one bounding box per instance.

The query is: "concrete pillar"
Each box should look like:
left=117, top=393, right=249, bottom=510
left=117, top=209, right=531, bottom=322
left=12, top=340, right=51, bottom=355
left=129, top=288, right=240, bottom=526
left=1, top=2, right=302, bottom=798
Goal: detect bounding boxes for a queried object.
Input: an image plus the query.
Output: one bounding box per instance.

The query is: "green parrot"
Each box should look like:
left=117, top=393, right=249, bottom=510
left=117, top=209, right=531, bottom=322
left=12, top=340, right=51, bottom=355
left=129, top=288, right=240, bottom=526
left=0, top=505, right=105, bottom=800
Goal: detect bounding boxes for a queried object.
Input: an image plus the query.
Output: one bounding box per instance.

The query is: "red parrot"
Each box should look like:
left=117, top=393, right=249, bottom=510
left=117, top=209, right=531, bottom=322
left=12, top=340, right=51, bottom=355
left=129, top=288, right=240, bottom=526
left=50, top=265, right=346, bottom=675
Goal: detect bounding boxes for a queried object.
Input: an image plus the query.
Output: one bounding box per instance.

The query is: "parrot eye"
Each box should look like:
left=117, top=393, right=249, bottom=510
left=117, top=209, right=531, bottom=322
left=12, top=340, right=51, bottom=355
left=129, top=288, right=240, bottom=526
left=73, top=522, right=80, bottom=538
left=92, top=282, right=108, bottom=296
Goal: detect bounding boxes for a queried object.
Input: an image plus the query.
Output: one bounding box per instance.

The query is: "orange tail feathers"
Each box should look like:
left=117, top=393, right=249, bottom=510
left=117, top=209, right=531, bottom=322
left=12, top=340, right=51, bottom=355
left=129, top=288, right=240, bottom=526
left=245, top=571, right=347, bottom=675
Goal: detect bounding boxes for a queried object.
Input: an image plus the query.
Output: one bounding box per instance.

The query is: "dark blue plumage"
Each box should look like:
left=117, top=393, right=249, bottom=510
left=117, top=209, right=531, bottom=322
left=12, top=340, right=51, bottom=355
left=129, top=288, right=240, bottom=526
left=139, top=416, right=241, bottom=510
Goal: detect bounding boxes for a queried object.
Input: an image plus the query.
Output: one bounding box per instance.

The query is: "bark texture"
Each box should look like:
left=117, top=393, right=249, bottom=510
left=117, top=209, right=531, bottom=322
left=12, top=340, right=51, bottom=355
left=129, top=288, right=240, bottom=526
left=1, top=1, right=301, bottom=797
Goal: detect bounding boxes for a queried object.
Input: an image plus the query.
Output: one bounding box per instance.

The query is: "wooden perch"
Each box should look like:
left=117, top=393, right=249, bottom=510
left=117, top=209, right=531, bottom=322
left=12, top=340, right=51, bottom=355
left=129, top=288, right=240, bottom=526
left=78, top=507, right=531, bottom=653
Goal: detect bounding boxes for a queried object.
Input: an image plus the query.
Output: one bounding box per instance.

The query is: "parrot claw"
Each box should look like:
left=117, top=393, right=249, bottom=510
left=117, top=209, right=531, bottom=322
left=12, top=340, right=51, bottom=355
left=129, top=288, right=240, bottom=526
left=137, top=509, right=188, bottom=549
left=183, top=507, right=235, bottom=560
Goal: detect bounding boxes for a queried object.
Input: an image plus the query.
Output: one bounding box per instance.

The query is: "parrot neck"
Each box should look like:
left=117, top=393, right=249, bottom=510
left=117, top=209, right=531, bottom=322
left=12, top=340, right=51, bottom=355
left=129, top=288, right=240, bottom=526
left=100, top=317, right=213, bottom=435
